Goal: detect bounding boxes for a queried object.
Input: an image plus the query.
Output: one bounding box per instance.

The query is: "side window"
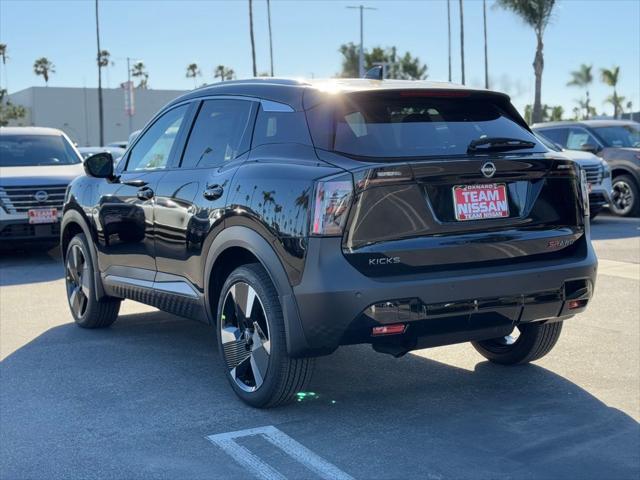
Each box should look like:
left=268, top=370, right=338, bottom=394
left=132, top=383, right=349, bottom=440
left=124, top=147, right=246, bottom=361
left=126, top=105, right=188, bottom=171
left=566, top=128, right=599, bottom=150
left=252, top=106, right=312, bottom=147
left=180, top=99, right=254, bottom=169
left=538, top=128, right=568, bottom=148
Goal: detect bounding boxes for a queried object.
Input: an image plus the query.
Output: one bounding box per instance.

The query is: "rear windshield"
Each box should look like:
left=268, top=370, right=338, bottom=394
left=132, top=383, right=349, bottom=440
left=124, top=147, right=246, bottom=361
left=0, top=134, right=81, bottom=167
left=306, top=92, right=545, bottom=159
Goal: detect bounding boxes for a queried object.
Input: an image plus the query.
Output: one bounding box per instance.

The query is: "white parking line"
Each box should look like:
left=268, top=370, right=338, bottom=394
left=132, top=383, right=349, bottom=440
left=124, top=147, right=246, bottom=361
left=206, top=425, right=354, bottom=480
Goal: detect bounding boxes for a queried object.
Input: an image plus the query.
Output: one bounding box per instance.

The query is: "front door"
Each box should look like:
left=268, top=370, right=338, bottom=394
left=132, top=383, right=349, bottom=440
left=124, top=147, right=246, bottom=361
left=153, top=98, right=257, bottom=290
left=94, top=103, right=191, bottom=275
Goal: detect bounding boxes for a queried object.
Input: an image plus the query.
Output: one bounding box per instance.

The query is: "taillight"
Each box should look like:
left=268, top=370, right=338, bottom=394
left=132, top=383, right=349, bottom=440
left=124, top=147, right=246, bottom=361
left=311, top=173, right=354, bottom=236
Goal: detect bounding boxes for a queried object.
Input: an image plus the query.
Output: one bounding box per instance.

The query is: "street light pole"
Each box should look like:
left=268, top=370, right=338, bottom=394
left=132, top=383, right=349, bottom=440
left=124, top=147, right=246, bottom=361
left=447, top=0, right=452, bottom=82
left=127, top=57, right=132, bottom=135
left=347, top=5, right=376, bottom=77
left=459, top=0, right=465, bottom=85
left=483, top=0, right=489, bottom=89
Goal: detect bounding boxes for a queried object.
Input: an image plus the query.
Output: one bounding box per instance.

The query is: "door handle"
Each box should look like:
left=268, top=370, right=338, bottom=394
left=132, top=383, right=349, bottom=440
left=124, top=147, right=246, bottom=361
left=203, top=184, right=224, bottom=201
left=137, top=186, right=154, bottom=200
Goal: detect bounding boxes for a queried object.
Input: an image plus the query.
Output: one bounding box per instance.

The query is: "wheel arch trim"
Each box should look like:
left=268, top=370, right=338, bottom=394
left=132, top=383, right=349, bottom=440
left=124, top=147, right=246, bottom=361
left=203, top=225, right=311, bottom=356
left=61, top=209, right=106, bottom=300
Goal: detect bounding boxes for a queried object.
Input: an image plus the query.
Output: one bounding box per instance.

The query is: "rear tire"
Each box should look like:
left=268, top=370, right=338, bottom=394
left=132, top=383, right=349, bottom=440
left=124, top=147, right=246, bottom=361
left=65, top=234, right=121, bottom=328
left=471, top=321, right=563, bottom=365
left=216, top=263, right=314, bottom=408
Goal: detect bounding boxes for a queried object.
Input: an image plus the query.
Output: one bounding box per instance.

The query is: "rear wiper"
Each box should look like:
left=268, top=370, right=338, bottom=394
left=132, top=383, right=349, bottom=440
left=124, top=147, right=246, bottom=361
left=467, top=137, right=536, bottom=153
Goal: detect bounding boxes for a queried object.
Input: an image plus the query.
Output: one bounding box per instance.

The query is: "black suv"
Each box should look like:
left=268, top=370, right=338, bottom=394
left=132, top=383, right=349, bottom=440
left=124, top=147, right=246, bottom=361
left=62, top=79, right=597, bottom=407
left=533, top=120, right=640, bottom=217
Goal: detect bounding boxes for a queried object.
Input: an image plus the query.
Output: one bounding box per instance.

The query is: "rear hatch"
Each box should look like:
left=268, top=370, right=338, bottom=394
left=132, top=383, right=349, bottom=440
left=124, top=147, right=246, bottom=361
left=305, top=88, right=586, bottom=276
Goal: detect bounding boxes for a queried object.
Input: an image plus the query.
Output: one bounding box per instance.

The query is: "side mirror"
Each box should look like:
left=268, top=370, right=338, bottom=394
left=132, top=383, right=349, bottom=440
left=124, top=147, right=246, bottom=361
left=84, top=152, right=115, bottom=179
left=580, top=143, right=599, bottom=154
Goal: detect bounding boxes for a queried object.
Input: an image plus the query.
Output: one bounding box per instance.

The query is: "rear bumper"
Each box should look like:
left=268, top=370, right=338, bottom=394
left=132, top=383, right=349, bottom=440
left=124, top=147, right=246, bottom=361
left=289, top=236, right=597, bottom=356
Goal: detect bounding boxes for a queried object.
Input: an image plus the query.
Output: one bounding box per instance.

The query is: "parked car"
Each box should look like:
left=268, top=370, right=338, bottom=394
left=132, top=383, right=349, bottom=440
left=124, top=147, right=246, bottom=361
left=78, top=146, right=126, bottom=163
left=533, top=120, right=640, bottom=216
left=0, top=127, right=84, bottom=245
left=62, top=79, right=596, bottom=407
left=534, top=133, right=612, bottom=218
left=106, top=140, right=128, bottom=150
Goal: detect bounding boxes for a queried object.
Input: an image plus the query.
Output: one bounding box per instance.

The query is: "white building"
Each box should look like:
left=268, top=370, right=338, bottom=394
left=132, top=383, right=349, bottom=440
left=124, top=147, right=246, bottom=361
left=7, top=86, right=188, bottom=146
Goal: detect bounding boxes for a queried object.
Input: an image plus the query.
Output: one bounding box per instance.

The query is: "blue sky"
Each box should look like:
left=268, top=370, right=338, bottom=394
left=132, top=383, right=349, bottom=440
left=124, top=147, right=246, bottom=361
left=1, top=0, right=639, bottom=117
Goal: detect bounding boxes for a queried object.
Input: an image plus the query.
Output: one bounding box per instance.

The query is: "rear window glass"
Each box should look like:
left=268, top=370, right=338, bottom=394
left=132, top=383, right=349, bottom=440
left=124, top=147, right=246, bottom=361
left=306, top=92, right=545, bottom=159
left=0, top=134, right=81, bottom=167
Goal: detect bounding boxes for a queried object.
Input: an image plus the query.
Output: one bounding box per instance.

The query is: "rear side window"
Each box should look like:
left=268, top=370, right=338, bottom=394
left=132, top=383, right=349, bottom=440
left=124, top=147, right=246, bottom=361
left=306, top=92, right=545, bottom=159
left=180, top=99, right=254, bottom=169
left=566, top=128, right=599, bottom=150
left=251, top=107, right=312, bottom=147
left=537, top=128, right=568, bottom=148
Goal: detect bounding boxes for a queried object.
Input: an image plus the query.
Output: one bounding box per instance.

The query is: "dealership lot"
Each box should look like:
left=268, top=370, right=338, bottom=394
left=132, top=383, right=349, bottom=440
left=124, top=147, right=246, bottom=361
left=1, top=215, right=639, bottom=480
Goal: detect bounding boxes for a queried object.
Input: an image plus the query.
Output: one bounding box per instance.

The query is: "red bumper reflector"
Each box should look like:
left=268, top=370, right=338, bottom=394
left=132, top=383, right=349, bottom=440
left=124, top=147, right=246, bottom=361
left=568, top=299, right=588, bottom=309
left=372, top=324, right=406, bottom=336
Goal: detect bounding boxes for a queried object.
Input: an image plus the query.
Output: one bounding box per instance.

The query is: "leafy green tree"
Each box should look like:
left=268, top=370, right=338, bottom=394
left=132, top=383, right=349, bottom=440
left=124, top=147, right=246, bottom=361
left=186, top=63, right=201, bottom=88
left=567, top=64, right=593, bottom=119
left=33, top=57, right=55, bottom=86
left=601, top=66, right=621, bottom=118
left=131, top=61, right=149, bottom=89
left=339, top=43, right=427, bottom=80
left=0, top=88, right=26, bottom=126
left=495, top=0, right=556, bottom=124
left=214, top=65, right=235, bottom=82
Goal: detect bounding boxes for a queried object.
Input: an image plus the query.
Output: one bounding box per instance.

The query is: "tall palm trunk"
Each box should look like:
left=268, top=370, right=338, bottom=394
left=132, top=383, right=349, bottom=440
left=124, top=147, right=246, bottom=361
left=483, top=0, right=488, bottom=89
left=613, top=89, right=619, bottom=118
left=249, top=0, right=257, bottom=77
left=95, top=0, right=104, bottom=146
left=531, top=32, right=544, bottom=124
left=459, top=0, right=465, bottom=85
left=267, top=0, right=274, bottom=76
left=447, top=0, right=452, bottom=82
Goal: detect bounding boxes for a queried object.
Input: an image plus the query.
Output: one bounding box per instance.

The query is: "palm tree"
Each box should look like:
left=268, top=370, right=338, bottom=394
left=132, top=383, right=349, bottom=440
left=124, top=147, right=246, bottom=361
left=0, top=44, right=7, bottom=65
left=33, top=57, right=55, bottom=86
left=459, top=0, right=465, bottom=84
left=605, top=94, right=626, bottom=119
left=131, top=61, right=149, bottom=88
left=601, top=66, right=621, bottom=118
left=567, top=64, right=593, bottom=119
left=248, top=0, right=257, bottom=77
left=496, top=0, right=556, bottom=124
left=95, top=0, right=106, bottom=147
left=266, top=0, right=274, bottom=76
left=549, top=105, right=563, bottom=121
left=214, top=65, right=235, bottom=82
left=186, top=63, right=201, bottom=88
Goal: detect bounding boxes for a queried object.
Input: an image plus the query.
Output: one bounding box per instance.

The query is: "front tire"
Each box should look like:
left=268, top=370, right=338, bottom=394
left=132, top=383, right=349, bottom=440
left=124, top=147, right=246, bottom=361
left=65, top=234, right=121, bottom=328
left=610, top=174, right=640, bottom=217
left=217, top=263, right=314, bottom=408
left=471, top=321, right=563, bottom=365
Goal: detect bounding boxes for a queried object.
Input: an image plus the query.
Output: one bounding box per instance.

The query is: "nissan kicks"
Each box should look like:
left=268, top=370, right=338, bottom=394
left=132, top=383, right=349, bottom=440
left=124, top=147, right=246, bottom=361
left=61, top=79, right=597, bottom=407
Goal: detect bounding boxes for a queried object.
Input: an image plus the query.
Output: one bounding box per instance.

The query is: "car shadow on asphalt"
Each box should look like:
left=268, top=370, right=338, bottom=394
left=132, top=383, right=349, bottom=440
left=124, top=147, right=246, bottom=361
left=1, top=311, right=638, bottom=479
left=0, top=245, right=62, bottom=286
left=591, top=215, right=640, bottom=240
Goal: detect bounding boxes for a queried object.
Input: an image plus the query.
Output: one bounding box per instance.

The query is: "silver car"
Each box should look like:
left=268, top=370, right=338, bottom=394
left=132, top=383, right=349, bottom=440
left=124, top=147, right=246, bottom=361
left=0, top=127, right=84, bottom=245
left=535, top=133, right=612, bottom=218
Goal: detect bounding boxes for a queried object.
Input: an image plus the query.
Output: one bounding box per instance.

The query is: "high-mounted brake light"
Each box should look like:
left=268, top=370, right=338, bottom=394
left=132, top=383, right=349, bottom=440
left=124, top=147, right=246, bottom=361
left=311, top=174, right=354, bottom=236
left=399, top=90, right=471, bottom=98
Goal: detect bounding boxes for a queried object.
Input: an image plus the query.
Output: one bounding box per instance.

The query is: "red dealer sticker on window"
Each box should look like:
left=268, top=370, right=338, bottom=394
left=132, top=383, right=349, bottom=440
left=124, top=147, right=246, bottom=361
left=452, top=184, right=509, bottom=221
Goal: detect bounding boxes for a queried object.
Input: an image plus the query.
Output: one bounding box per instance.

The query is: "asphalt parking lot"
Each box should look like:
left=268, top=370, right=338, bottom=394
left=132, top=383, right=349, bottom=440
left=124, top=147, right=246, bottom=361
left=1, top=215, right=639, bottom=480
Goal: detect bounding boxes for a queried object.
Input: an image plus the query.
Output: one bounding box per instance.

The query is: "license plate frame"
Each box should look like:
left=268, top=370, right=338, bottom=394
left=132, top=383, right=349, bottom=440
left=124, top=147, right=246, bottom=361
left=452, top=183, right=509, bottom=221
left=28, top=208, right=58, bottom=225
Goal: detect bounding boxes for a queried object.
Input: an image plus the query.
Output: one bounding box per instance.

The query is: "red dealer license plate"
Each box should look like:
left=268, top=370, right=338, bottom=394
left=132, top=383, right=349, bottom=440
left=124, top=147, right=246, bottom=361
left=453, top=184, right=509, bottom=221
left=28, top=208, right=58, bottom=224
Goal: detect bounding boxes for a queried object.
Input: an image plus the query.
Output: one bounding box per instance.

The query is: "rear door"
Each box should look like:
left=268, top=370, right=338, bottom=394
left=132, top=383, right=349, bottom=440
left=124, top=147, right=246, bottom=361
left=95, top=103, right=191, bottom=274
left=153, top=98, right=257, bottom=289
